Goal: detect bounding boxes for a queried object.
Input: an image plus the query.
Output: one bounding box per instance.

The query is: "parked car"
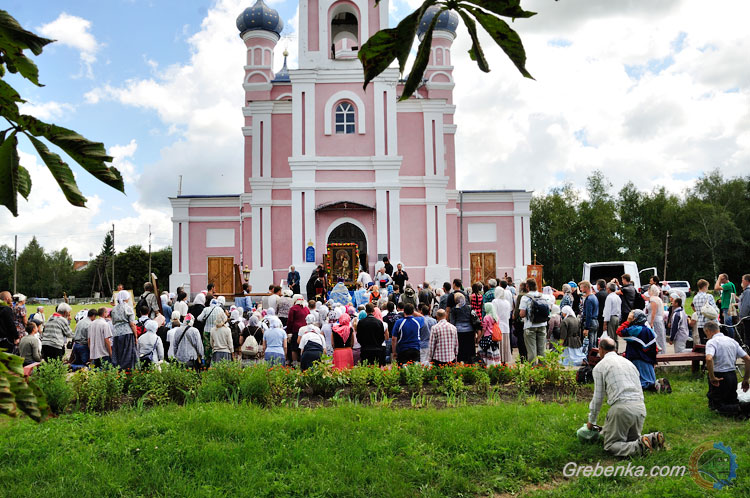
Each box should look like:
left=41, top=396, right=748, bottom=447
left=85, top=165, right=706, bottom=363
left=664, top=280, right=691, bottom=297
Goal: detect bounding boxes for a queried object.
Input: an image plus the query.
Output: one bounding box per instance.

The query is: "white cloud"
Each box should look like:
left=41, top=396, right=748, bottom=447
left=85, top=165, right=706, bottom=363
left=108, top=139, right=139, bottom=184
left=18, top=100, right=75, bottom=121
left=37, top=13, right=101, bottom=78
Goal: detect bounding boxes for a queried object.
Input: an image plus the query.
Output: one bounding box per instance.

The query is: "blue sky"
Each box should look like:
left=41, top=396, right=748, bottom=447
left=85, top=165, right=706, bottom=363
left=3, top=0, right=750, bottom=260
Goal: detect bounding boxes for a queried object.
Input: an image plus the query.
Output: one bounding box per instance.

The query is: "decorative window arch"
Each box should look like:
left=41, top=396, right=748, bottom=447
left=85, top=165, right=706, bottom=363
left=323, top=90, right=366, bottom=135
left=335, top=102, right=355, bottom=134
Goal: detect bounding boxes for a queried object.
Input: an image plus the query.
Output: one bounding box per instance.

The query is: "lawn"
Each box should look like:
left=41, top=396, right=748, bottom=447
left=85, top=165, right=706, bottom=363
left=1, top=373, right=746, bottom=497
left=25, top=302, right=111, bottom=330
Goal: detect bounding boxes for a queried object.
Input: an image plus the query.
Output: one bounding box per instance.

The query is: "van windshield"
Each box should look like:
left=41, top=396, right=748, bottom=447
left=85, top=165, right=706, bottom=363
left=589, top=264, right=626, bottom=285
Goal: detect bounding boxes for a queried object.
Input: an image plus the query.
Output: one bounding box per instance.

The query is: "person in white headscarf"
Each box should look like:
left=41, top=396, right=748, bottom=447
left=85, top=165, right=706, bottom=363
left=188, top=292, right=206, bottom=318
left=229, top=308, right=245, bottom=359
left=560, top=306, right=585, bottom=366
left=321, top=309, right=339, bottom=356
left=492, top=287, right=514, bottom=365
left=137, top=319, right=164, bottom=365
left=210, top=312, right=233, bottom=364
left=298, top=314, right=326, bottom=370
left=262, top=316, right=287, bottom=366
left=111, top=290, right=138, bottom=369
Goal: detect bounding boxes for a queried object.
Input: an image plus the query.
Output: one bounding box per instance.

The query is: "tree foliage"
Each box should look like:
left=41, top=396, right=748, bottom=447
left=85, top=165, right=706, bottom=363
left=531, top=170, right=750, bottom=290
left=0, top=349, right=48, bottom=422
left=359, top=0, right=536, bottom=100
left=0, top=10, right=124, bottom=216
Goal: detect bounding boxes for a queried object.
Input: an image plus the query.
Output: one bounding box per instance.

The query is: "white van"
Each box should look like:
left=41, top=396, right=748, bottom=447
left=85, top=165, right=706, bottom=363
left=581, top=261, right=657, bottom=290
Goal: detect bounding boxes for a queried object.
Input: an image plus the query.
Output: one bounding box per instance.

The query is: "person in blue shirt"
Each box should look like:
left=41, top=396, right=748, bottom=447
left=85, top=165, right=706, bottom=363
left=616, top=310, right=658, bottom=390
left=392, top=303, right=423, bottom=365
left=580, top=280, right=599, bottom=353
left=287, top=266, right=301, bottom=295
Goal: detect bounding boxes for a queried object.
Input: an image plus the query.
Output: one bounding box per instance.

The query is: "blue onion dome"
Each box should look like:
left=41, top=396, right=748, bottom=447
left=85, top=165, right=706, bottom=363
left=272, top=50, right=290, bottom=82
left=417, top=6, right=459, bottom=39
left=236, top=0, right=283, bottom=36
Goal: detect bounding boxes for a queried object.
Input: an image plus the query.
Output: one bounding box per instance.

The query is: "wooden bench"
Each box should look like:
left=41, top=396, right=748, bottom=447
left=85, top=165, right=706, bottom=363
left=588, top=344, right=706, bottom=373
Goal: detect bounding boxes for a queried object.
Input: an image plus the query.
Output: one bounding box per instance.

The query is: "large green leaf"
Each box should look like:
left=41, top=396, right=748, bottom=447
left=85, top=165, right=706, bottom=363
left=400, top=6, right=444, bottom=101
left=27, top=134, right=88, bottom=207
left=0, top=131, right=20, bottom=216
left=0, top=351, right=46, bottom=422
left=17, top=164, right=31, bottom=199
left=0, top=10, right=54, bottom=55
left=458, top=9, right=490, bottom=72
left=0, top=79, right=24, bottom=121
left=19, top=115, right=124, bottom=193
left=1, top=47, right=42, bottom=85
left=465, top=6, right=534, bottom=79
left=463, top=0, right=537, bottom=19
left=359, top=0, right=437, bottom=90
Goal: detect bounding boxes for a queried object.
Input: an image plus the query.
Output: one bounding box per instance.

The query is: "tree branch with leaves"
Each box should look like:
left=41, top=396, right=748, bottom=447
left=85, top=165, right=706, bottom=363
left=358, top=0, right=538, bottom=100
left=0, top=10, right=124, bottom=217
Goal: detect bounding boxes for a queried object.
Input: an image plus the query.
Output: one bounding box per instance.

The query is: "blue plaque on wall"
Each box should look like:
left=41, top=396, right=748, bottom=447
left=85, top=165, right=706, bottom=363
left=305, top=243, right=315, bottom=263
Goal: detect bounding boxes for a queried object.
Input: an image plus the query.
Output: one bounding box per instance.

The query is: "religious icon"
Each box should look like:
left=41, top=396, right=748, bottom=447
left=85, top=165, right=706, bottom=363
left=326, top=243, right=359, bottom=288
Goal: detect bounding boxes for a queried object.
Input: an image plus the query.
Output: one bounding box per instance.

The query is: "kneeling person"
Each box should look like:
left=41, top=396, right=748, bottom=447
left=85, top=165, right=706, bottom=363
left=705, top=321, right=750, bottom=416
left=588, top=337, right=664, bottom=456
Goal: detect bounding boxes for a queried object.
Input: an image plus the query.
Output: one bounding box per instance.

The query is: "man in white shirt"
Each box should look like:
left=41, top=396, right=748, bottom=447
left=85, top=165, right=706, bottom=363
left=603, top=282, right=622, bottom=348
left=588, top=338, right=665, bottom=456
left=704, top=321, right=750, bottom=416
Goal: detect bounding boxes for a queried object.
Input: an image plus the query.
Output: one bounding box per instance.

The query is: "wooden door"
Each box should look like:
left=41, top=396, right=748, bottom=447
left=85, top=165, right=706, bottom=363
left=207, top=257, right=235, bottom=295
left=469, top=252, right=496, bottom=285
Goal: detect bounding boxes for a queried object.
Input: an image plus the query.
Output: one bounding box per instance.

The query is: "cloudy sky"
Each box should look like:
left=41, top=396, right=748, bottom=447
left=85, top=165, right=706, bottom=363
left=3, top=0, right=749, bottom=260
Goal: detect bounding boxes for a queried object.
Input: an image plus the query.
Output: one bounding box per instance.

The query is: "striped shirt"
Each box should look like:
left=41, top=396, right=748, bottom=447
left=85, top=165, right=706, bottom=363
left=428, top=319, right=458, bottom=363
left=41, top=315, right=74, bottom=349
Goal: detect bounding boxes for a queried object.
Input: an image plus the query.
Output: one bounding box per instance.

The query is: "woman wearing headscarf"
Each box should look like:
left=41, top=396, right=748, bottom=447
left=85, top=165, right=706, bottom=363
left=12, top=294, right=28, bottom=338
left=452, top=292, right=476, bottom=363
left=111, top=290, right=138, bottom=369
left=298, top=314, right=326, bottom=371
left=286, top=294, right=309, bottom=366
left=559, top=306, right=585, bottom=366
left=276, top=289, right=293, bottom=327
left=321, top=309, right=337, bottom=357
left=647, top=285, right=667, bottom=354
left=616, top=309, right=658, bottom=390
left=332, top=312, right=354, bottom=369
left=170, top=313, right=204, bottom=369
left=478, top=303, right=502, bottom=366
left=137, top=319, right=164, bottom=366
left=228, top=309, right=245, bottom=359
left=240, top=314, right=264, bottom=363
left=491, top=288, right=514, bottom=365
left=263, top=316, right=287, bottom=366
left=329, top=279, right=351, bottom=307
left=173, top=291, right=189, bottom=318
left=188, top=293, right=206, bottom=319
left=210, top=312, right=234, bottom=364
left=560, top=284, right=573, bottom=310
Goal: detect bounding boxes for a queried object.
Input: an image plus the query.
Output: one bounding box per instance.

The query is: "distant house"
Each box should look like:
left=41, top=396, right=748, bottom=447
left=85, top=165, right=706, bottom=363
left=73, top=261, right=89, bottom=272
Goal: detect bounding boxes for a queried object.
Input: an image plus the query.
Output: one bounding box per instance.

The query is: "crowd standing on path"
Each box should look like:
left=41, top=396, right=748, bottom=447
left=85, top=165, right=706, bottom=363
left=2, top=265, right=750, bottom=455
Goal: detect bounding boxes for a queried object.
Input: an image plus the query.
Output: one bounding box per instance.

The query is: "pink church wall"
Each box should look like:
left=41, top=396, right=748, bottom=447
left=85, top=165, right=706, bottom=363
left=188, top=206, right=237, bottom=217
left=400, top=205, right=427, bottom=268
left=270, top=86, right=292, bottom=99
left=462, top=202, right=514, bottom=212
left=315, top=189, right=376, bottom=207
left=397, top=113, right=425, bottom=176
left=460, top=215, right=516, bottom=269
left=271, top=206, right=292, bottom=283
left=271, top=114, right=292, bottom=177
left=315, top=209, right=378, bottom=266
left=315, top=83, right=375, bottom=156
left=188, top=221, right=242, bottom=292
left=400, top=187, right=425, bottom=199
left=271, top=189, right=291, bottom=200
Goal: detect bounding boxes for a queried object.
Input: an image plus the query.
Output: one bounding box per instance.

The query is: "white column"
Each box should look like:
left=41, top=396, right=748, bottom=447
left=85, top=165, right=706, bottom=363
left=522, top=215, right=531, bottom=267
left=251, top=119, right=261, bottom=178
left=376, top=189, right=388, bottom=256
left=374, top=82, right=385, bottom=156
left=437, top=203, right=447, bottom=266
left=252, top=206, right=262, bottom=269
left=426, top=204, right=436, bottom=266
left=304, top=85, right=316, bottom=156
left=514, top=215, right=523, bottom=269
left=423, top=113, right=434, bottom=176
left=262, top=205, right=272, bottom=271
left=171, top=221, right=179, bottom=273
left=434, top=117, right=445, bottom=176
left=386, top=85, right=398, bottom=156
left=304, top=190, right=316, bottom=256
left=292, top=190, right=303, bottom=264
left=389, top=189, right=401, bottom=263
left=262, top=115, right=272, bottom=177
left=180, top=222, right=189, bottom=275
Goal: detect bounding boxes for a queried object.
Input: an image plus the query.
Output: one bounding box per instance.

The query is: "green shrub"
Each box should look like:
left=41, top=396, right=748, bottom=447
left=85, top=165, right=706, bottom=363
left=158, top=362, right=201, bottom=404
left=32, top=359, right=74, bottom=415
left=267, top=366, right=300, bottom=405
left=238, top=364, right=270, bottom=405
left=400, top=362, right=425, bottom=392
left=375, top=366, right=401, bottom=396
left=300, top=360, right=348, bottom=397
left=197, top=361, right=244, bottom=403
left=72, top=364, right=126, bottom=412
left=487, top=364, right=514, bottom=384
left=349, top=365, right=373, bottom=399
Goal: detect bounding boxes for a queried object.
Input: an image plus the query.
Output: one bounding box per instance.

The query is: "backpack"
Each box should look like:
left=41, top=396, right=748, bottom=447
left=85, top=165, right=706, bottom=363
left=529, top=295, right=551, bottom=323
left=136, top=293, right=151, bottom=315
left=241, top=335, right=260, bottom=358
left=230, top=321, right=242, bottom=349
left=135, top=320, right=147, bottom=338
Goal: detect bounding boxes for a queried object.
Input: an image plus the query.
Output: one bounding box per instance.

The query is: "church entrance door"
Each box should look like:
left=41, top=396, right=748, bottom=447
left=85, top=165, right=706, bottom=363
left=327, top=222, right=367, bottom=271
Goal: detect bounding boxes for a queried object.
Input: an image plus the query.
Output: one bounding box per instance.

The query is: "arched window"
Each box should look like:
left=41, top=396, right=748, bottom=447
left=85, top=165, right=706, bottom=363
left=335, top=102, right=355, bottom=134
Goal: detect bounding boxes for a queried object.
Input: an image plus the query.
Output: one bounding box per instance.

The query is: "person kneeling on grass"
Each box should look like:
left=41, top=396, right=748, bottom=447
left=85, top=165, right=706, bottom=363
left=588, top=337, right=665, bottom=456
left=704, top=321, right=750, bottom=417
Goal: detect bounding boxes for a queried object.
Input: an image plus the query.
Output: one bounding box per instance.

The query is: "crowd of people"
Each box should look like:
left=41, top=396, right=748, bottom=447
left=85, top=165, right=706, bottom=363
left=2, top=263, right=749, bottom=454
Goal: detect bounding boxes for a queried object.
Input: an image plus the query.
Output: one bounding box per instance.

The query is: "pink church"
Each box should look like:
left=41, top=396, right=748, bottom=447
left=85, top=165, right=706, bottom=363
left=169, top=0, right=532, bottom=296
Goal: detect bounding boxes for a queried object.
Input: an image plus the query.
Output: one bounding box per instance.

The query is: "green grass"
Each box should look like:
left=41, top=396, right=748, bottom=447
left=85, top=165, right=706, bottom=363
left=1, top=373, right=747, bottom=497
left=25, top=302, right=110, bottom=330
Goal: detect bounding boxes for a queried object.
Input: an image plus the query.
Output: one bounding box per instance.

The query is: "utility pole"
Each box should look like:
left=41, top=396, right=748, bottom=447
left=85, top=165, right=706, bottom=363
left=13, top=235, right=17, bottom=294
left=663, top=231, right=670, bottom=281
left=148, top=224, right=152, bottom=276
left=111, top=224, right=115, bottom=293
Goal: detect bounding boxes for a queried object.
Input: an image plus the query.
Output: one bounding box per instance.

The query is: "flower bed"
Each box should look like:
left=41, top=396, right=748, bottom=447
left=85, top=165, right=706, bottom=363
left=30, top=349, right=579, bottom=416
